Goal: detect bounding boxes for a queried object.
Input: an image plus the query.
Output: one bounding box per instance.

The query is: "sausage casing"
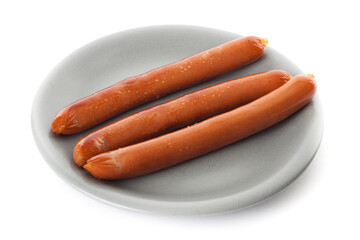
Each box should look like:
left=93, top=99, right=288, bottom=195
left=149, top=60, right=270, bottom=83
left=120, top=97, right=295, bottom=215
left=74, top=70, right=291, bottom=166
left=52, top=36, right=267, bottom=134
left=84, top=74, right=316, bottom=180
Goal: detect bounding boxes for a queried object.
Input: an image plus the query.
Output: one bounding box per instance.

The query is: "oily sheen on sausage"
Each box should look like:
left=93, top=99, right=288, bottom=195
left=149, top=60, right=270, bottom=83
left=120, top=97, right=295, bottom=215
left=84, top=74, right=316, bottom=180
left=52, top=36, right=267, bottom=134
left=74, top=70, right=291, bottom=166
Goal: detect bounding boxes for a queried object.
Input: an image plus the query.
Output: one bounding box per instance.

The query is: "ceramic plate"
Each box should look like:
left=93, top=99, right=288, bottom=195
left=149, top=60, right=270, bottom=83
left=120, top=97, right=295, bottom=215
left=32, top=25, right=323, bottom=215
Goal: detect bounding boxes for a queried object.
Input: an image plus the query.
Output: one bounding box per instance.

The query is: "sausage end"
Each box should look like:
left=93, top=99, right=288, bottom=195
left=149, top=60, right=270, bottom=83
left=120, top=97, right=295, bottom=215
left=84, top=152, right=122, bottom=180
left=292, top=74, right=317, bottom=102
left=261, top=38, right=268, bottom=47
left=73, top=141, right=87, bottom=167
left=51, top=106, right=80, bottom=135
left=74, top=134, right=111, bottom=167
left=51, top=115, right=64, bottom=134
left=306, top=73, right=315, bottom=80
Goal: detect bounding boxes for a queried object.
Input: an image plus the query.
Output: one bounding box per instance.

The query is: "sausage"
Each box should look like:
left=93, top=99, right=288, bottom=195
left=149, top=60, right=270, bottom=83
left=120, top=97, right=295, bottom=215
left=52, top=36, right=267, bottom=134
left=74, top=70, right=289, bottom=166
left=74, top=70, right=291, bottom=166
left=83, top=74, right=316, bottom=180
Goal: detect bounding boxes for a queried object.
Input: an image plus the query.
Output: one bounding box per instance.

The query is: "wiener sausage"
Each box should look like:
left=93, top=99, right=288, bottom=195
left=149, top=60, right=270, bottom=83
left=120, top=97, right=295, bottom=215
left=74, top=70, right=291, bottom=166
left=52, top=36, right=267, bottom=134
left=84, top=74, right=316, bottom=180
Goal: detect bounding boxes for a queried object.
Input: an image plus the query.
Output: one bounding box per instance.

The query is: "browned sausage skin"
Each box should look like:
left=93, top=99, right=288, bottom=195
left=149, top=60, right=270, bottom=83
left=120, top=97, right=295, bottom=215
left=73, top=70, right=291, bottom=166
left=84, top=74, right=316, bottom=180
left=52, top=36, right=267, bottom=134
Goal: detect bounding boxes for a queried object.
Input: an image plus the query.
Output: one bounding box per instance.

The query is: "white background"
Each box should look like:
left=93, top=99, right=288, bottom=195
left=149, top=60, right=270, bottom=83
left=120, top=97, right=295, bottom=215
left=1, top=0, right=359, bottom=239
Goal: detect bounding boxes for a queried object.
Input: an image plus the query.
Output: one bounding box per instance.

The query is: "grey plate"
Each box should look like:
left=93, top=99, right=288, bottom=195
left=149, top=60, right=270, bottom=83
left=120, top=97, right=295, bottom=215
left=31, top=25, right=323, bottom=215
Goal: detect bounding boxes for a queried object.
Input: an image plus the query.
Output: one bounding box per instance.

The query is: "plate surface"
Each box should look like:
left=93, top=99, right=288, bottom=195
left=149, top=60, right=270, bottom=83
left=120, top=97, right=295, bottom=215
left=32, top=25, right=323, bottom=215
